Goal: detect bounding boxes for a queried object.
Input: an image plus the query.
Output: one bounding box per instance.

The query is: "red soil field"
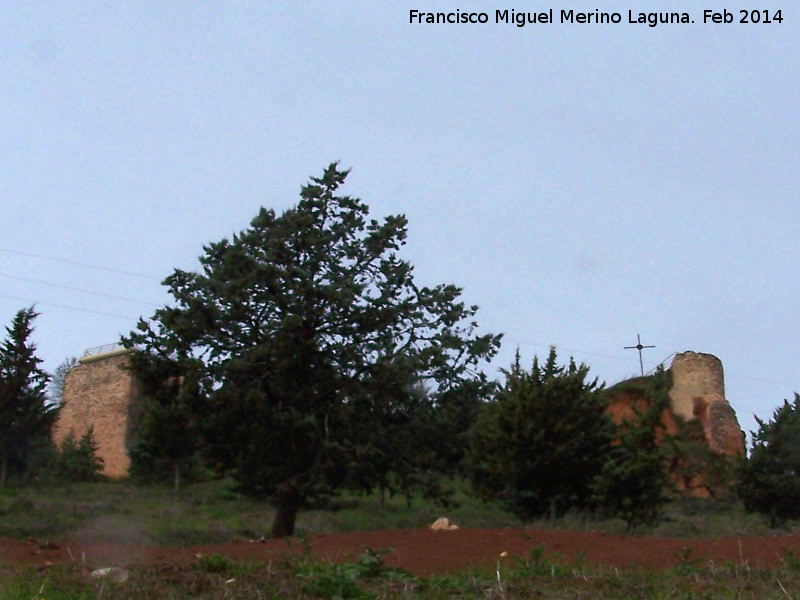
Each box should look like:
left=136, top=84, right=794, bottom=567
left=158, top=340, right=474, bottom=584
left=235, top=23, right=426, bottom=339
left=4, top=529, right=800, bottom=575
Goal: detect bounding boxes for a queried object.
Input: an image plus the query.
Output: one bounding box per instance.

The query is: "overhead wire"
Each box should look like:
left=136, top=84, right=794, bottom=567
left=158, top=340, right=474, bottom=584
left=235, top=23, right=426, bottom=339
left=3, top=248, right=800, bottom=394
left=0, top=293, right=139, bottom=321
left=0, top=271, right=162, bottom=307
left=0, top=246, right=165, bottom=322
left=506, top=337, right=630, bottom=362
left=0, top=247, right=161, bottom=281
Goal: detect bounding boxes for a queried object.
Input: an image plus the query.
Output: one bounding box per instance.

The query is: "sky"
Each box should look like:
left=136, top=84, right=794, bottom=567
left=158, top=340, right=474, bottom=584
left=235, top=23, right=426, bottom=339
left=2, top=2, right=798, bottom=442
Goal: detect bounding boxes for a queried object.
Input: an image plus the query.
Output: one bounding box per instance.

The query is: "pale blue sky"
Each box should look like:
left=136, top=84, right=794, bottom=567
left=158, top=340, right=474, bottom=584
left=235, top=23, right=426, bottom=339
left=2, top=2, right=798, bottom=440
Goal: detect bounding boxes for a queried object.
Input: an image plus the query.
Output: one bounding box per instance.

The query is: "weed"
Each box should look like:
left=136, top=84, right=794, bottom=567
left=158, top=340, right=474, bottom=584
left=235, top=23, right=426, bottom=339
left=4, top=557, right=800, bottom=600
left=299, top=565, right=365, bottom=599
left=671, top=546, right=703, bottom=575
left=508, top=543, right=569, bottom=580
left=358, top=546, right=389, bottom=577
left=196, top=553, right=235, bottom=573
left=782, top=548, right=800, bottom=574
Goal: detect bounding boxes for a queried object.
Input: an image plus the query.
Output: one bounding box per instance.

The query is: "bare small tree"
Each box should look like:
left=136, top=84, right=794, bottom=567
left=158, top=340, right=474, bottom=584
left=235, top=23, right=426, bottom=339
left=48, top=356, right=77, bottom=408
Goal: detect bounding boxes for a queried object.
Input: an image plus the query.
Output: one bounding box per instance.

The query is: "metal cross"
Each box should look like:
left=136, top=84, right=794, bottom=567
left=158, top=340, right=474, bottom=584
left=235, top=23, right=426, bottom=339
left=624, top=334, right=655, bottom=376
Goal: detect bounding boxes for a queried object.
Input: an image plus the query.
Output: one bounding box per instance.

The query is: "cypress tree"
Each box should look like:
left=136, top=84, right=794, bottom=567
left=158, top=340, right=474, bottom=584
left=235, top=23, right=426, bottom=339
left=0, top=307, right=54, bottom=486
left=125, top=164, right=501, bottom=536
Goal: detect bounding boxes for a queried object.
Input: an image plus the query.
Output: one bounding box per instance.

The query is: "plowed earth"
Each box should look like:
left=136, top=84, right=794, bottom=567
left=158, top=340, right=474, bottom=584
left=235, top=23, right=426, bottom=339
left=4, top=529, right=800, bottom=575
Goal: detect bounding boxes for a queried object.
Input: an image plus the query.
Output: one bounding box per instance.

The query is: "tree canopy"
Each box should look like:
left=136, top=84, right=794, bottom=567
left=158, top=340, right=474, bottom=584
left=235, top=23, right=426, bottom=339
left=125, top=163, right=501, bottom=536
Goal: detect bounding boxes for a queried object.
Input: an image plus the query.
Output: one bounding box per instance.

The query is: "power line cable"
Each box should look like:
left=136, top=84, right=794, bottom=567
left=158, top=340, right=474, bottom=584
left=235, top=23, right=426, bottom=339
left=0, top=247, right=161, bottom=281
left=507, top=341, right=800, bottom=391
left=506, top=338, right=630, bottom=362
left=645, top=352, right=678, bottom=375
left=0, top=293, right=138, bottom=321
left=0, top=271, right=161, bottom=307
left=727, top=373, right=800, bottom=389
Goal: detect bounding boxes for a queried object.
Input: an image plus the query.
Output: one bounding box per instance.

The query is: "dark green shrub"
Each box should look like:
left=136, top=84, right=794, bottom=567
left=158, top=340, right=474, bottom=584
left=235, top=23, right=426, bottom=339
left=54, top=427, right=105, bottom=482
left=592, top=367, right=672, bottom=530
left=466, top=348, right=614, bottom=519
left=196, top=554, right=234, bottom=573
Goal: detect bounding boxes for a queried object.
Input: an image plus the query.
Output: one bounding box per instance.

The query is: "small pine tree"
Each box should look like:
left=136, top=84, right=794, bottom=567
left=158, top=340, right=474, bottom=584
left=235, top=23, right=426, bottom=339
left=429, top=376, right=495, bottom=477
left=55, top=427, right=105, bottom=482
left=126, top=353, right=204, bottom=493
left=738, top=394, right=800, bottom=526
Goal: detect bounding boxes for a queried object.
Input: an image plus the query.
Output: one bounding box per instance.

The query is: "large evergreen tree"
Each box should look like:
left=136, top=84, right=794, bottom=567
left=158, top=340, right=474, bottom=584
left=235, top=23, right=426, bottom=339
left=0, top=307, right=54, bottom=487
left=466, top=348, right=614, bottom=519
left=125, top=164, right=501, bottom=536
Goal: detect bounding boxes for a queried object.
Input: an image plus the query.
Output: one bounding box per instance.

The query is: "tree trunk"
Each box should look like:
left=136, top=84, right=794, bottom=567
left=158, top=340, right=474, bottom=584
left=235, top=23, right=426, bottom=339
left=272, top=488, right=301, bottom=538
left=173, top=462, right=180, bottom=495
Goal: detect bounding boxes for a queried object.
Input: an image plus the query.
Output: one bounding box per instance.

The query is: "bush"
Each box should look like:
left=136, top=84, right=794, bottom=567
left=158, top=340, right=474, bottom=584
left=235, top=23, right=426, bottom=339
left=54, top=427, right=105, bottom=482
left=466, top=348, right=614, bottom=519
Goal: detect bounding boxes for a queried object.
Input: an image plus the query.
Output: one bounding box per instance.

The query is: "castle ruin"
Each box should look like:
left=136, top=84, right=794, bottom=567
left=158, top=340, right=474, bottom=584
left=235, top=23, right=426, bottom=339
left=54, top=346, right=745, bottom=483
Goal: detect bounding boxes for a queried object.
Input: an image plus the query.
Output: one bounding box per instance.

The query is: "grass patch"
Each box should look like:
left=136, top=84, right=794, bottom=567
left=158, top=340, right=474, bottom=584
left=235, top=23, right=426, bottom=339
left=6, top=478, right=800, bottom=597
left=0, top=478, right=522, bottom=545
left=2, top=478, right=800, bottom=547
left=298, top=482, right=522, bottom=536
left=6, top=549, right=800, bottom=599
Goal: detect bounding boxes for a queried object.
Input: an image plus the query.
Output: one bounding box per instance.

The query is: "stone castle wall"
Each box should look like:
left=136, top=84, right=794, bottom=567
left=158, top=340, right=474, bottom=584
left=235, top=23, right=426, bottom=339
left=52, top=349, right=142, bottom=478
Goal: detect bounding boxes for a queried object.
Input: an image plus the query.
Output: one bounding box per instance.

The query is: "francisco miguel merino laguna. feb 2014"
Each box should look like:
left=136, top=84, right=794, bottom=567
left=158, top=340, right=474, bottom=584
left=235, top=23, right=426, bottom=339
left=409, top=8, right=692, bottom=27
left=410, top=9, right=701, bottom=27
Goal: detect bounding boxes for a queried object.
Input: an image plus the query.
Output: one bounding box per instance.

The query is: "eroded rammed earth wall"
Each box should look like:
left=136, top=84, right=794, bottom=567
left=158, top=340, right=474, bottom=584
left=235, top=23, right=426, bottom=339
left=52, top=349, right=142, bottom=478
left=606, top=350, right=745, bottom=497
left=669, top=351, right=744, bottom=457
left=668, top=352, right=726, bottom=421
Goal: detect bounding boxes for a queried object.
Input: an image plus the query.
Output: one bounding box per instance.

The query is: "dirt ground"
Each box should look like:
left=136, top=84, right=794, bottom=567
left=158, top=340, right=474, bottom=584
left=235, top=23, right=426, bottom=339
left=3, top=528, right=800, bottom=576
